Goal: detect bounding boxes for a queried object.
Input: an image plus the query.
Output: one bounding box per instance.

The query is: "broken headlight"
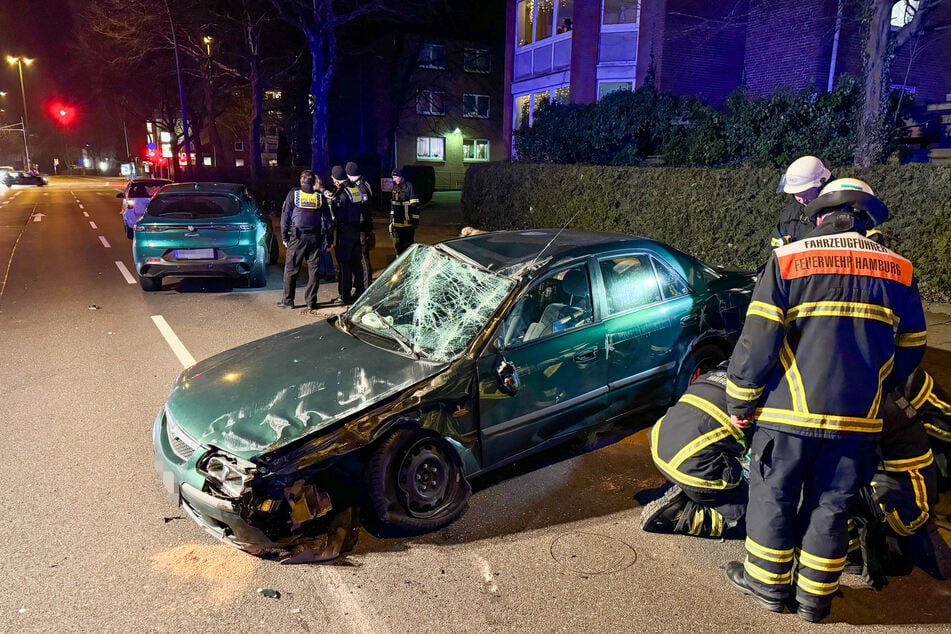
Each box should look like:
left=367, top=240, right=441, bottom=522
left=203, top=451, right=256, bottom=498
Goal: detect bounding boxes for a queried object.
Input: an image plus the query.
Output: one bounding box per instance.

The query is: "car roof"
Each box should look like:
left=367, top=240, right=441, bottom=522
left=157, top=182, right=247, bottom=196
left=444, top=229, right=680, bottom=273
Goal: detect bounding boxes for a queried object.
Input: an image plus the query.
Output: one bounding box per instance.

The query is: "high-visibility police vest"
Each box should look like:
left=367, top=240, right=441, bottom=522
left=346, top=185, right=367, bottom=204
left=294, top=190, right=321, bottom=209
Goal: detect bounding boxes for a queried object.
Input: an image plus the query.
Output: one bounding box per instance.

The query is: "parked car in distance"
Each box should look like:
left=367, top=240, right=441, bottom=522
left=132, top=182, right=279, bottom=291
left=1, top=171, right=47, bottom=187
left=117, top=178, right=171, bottom=238
left=0, top=166, right=15, bottom=181
left=153, top=229, right=755, bottom=558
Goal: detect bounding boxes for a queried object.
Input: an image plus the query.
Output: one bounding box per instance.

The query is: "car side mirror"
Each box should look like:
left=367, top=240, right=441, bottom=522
left=496, top=357, right=520, bottom=396
left=116, top=192, right=125, bottom=198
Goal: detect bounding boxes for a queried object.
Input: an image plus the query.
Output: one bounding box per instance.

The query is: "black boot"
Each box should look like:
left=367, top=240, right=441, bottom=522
left=724, top=561, right=786, bottom=613
left=640, top=485, right=687, bottom=533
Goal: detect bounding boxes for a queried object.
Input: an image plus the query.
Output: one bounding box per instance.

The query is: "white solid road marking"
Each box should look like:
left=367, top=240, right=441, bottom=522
left=99, top=236, right=111, bottom=248
left=151, top=316, right=197, bottom=368
left=89, top=221, right=97, bottom=229
left=114, top=261, right=136, bottom=284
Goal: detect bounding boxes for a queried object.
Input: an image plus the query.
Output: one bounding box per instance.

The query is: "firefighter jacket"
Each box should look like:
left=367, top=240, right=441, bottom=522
left=390, top=181, right=420, bottom=227
left=651, top=369, right=749, bottom=494
left=771, top=198, right=812, bottom=248
left=874, top=378, right=937, bottom=536
left=280, top=186, right=333, bottom=244
left=726, top=218, right=927, bottom=438
left=330, top=179, right=373, bottom=235
left=906, top=369, right=951, bottom=445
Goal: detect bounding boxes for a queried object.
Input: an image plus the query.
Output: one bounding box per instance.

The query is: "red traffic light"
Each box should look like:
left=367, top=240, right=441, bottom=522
left=47, top=100, right=77, bottom=126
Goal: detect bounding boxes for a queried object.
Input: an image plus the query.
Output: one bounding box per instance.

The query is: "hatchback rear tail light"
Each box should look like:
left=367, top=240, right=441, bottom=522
left=211, top=224, right=255, bottom=231
left=134, top=225, right=168, bottom=232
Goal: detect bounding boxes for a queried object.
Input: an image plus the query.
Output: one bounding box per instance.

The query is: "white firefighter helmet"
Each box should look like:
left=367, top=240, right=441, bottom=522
left=803, top=178, right=889, bottom=229
left=777, top=156, right=832, bottom=194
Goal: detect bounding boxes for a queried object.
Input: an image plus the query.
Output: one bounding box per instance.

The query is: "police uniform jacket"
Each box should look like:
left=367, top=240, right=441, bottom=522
left=331, top=179, right=373, bottom=235
left=280, top=186, right=333, bottom=244
left=727, top=218, right=927, bottom=438
left=390, top=181, right=420, bottom=227
left=651, top=370, right=749, bottom=493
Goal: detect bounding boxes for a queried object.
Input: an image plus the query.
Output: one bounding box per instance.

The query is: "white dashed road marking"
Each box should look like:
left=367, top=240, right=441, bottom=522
left=151, top=316, right=197, bottom=368
left=89, top=221, right=97, bottom=229
left=83, top=211, right=89, bottom=217
left=114, top=261, right=136, bottom=284
left=99, top=236, right=111, bottom=248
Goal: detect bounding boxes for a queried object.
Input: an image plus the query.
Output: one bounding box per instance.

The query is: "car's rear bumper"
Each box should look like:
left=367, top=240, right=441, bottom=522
left=138, top=258, right=255, bottom=280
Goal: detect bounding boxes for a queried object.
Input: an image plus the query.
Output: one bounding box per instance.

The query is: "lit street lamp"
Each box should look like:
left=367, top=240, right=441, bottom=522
left=6, top=55, right=34, bottom=170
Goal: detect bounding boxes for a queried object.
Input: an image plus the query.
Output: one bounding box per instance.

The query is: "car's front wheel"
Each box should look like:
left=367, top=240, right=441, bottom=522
left=139, top=275, right=162, bottom=292
left=268, top=233, right=280, bottom=265
left=365, top=428, right=471, bottom=533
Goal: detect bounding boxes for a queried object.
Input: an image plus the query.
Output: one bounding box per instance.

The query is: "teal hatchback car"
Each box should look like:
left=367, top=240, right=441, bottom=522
left=153, top=230, right=755, bottom=558
left=132, top=182, right=279, bottom=291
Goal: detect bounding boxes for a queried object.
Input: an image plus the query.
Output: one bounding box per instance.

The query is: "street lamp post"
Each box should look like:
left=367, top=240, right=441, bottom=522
left=6, top=56, right=33, bottom=170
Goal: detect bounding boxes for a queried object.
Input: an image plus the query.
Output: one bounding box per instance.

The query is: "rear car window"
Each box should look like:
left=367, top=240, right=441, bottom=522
left=147, top=195, right=240, bottom=219
left=128, top=183, right=166, bottom=198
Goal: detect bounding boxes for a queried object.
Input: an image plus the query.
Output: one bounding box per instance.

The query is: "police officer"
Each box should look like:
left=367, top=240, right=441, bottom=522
left=278, top=169, right=333, bottom=309
left=641, top=363, right=750, bottom=539
left=724, top=178, right=927, bottom=622
left=389, top=167, right=420, bottom=255
left=771, top=156, right=831, bottom=248
left=327, top=163, right=373, bottom=304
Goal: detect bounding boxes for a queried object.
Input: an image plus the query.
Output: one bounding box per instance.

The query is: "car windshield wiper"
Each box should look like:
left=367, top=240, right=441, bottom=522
left=353, top=307, right=420, bottom=360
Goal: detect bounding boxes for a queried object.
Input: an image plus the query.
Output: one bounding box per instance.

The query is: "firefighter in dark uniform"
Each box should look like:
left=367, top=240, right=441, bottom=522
left=278, top=169, right=334, bottom=309
left=327, top=163, right=373, bottom=304
left=642, top=364, right=750, bottom=538
left=389, top=167, right=420, bottom=255
left=911, top=369, right=951, bottom=489
left=771, top=156, right=831, bottom=248
left=724, top=178, right=927, bottom=623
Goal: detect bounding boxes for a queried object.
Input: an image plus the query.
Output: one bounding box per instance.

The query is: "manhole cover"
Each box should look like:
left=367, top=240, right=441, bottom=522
left=549, top=531, right=637, bottom=575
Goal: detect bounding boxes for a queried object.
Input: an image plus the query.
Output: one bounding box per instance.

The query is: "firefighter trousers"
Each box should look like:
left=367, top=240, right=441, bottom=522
left=744, top=428, right=877, bottom=610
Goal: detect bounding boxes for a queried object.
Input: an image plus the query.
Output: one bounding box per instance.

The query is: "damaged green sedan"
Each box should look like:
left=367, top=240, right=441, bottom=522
left=153, top=230, right=755, bottom=560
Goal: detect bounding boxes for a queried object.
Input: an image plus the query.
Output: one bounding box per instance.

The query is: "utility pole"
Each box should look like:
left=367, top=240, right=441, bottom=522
left=162, top=0, right=191, bottom=180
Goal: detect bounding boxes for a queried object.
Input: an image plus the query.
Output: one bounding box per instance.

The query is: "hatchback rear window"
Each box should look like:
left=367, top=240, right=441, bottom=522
left=128, top=183, right=167, bottom=198
left=147, top=195, right=239, bottom=218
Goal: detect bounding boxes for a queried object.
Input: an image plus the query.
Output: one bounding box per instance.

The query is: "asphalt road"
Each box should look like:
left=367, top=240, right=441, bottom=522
left=1, top=177, right=949, bottom=633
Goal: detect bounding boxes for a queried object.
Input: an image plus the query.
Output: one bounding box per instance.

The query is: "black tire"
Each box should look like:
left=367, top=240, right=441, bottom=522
left=268, top=233, right=280, bottom=265
left=125, top=225, right=134, bottom=240
left=248, top=257, right=268, bottom=288
left=365, top=428, right=471, bottom=533
left=139, top=275, right=162, bottom=292
left=673, top=343, right=726, bottom=402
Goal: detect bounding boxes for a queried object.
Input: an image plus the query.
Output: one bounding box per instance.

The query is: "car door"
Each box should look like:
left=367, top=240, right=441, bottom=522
left=477, top=262, right=608, bottom=469
left=596, top=251, right=696, bottom=412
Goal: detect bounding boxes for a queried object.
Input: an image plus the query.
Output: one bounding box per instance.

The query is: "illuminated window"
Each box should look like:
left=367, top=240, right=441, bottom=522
left=235, top=158, right=245, bottom=167
left=234, top=141, right=244, bottom=152
left=463, top=138, right=490, bottom=161
left=417, top=90, right=446, bottom=116
left=202, top=156, right=212, bottom=166
left=603, top=0, right=639, bottom=25
left=890, top=0, right=919, bottom=28
left=160, top=131, right=172, bottom=143
left=463, top=94, right=490, bottom=118
left=419, top=43, right=447, bottom=69
left=533, top=90, right=550, bottom=111
left=557, top=0, right=575, bottom=33
left=598, top=81, right=633, bottom=99
left=517, top=0, right=569, bottom=46
left=515, top=95, right=530, bottom=129
left=464, top=48, right=491, bottom=73
left=553, top=85, right=570, bottom=105
left=416, top=136, right=445, bottom=161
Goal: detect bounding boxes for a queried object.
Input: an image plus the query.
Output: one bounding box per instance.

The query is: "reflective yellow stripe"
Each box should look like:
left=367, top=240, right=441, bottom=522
left=779, top=341, right=808, bottom=413
left=690, top=510, right=704, bottom=535
left=649, top=417, right=740, bottom=490
left=882, top=450, right=934, bottom=472
left=799, top=550, right=846, bottom=573
left=771, top=237, right=784, bottom=248
left=681, top=394, right=746, bottom=442
left=797, top=575, right=839, bottom=596
left=927, top=390, right=951, bottom=416
left=924, top=422, right=951, bottom=442
left=669, top=427, right=734, bottom=469
left=785, top=301, right=899, bottom=327
left=711, top=509, right=723, bottom=537
left=848, top=537, right=860, bottom=552
left=909, top=372, right=933, bottom=409
left=747, top=301, right=785, bottom=323
left=746, top=537, right=795, bottom=563
left=866, top=356, right=894, bottom=419
left=755, top=408, right=882, bottom=433
left=726, top=379, right=763, bottom=401
left=744, top=559, right=793, bottom=585
left=897, top=330, right=927, bottom=348
left=884, top=464, right=932, bottom=536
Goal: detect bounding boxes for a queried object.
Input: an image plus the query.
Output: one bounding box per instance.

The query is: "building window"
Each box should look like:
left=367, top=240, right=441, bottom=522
left=553, top=85, right=571, bottom=105
left=603, top=0, right=639, bottom=25
left=416, top=136, right=446, bottom=161
left=598, top=81, right=633, bottom=99
left=463, top=138, right=490, bottom=161
left=235, top=158, right=245, bottom=167
left=515, top=95, right=530, bottom=129
left=517, top=0, right=574, bottom=46
left=419, top=43, right=447, bottom=69
left=464, top=48, right=491, bottom=73
left=533, top=90, right=550, bottom=112
left=890, top=0, right=919, bottom=28
left=463, top=94, right=491, bottom=119
left=417, top=90, right=446, bottom=116
left=234, top=141, right=244, bottom=152
left=202, top=156, right=212, bottom=167
left=557, top=0, right=575, bottom=33
left=268, top=159, right=278, bottom=167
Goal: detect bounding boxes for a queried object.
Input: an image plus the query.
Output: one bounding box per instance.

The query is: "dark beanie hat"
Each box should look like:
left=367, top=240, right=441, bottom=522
left=391, top=167, right=403, bottom=178
left=331, top=165, right=346, bottom=180
left=345, top=161, right=359, bottom=176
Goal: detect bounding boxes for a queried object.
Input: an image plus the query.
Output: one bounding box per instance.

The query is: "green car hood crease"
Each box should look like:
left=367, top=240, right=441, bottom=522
left=165, top=320, right=447, bottom=459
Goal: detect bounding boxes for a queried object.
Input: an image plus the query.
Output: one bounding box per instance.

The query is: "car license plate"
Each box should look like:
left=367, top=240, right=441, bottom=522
left=174, top=248, right=215, bottom=259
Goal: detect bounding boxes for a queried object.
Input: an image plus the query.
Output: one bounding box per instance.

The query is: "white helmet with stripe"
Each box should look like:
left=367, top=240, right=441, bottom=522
left=804, top=178, right=889, bottom=229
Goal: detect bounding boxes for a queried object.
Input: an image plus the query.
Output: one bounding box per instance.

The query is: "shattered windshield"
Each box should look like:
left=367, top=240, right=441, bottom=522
left=347, top=245, right=515, bottom=362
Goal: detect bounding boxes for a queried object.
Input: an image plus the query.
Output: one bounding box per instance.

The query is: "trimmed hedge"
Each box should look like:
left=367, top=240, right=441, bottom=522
left=461, top=163, right=951, bottom=302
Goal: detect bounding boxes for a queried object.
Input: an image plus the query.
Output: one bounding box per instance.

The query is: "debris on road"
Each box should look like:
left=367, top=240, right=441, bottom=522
left=257, top=588, right=281, bottom=599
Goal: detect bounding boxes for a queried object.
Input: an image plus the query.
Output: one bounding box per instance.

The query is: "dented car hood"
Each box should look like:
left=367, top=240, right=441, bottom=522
left=165, top=320, right=447, bottom=459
